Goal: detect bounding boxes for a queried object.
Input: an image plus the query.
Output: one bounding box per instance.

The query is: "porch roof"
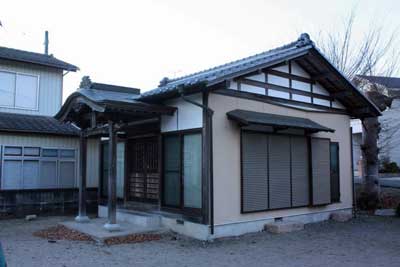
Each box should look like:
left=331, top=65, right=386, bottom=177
left=55, top=86, right=176, bottom=129
left=227, top=109, right=334, bottom=133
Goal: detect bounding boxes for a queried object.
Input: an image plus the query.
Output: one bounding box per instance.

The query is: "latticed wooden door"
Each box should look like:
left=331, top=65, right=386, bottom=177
left=128, top=137, right=159, bottom=202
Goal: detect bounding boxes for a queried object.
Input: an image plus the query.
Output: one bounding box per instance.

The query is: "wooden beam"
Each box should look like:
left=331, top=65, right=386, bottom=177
left=265, top=69, right=315, bottom=84
left=332, top=90, right=353, bottom=98
left=352, top=107, right=370, bottom=116
left=104, top=121, right=120, bottom=231
left=75, top=132, right=89, bottom=223
left=240, top=78, right=333, bottom=101
left=312, top=72, right=331, bottom=80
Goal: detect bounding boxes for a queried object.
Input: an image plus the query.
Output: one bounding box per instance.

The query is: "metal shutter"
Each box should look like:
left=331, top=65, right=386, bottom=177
left=242, top=132, right=268, bottom=212
left=269, top=135, right=291, bottom=209
left=311, top=138, right=331, bottom=205
left=291, top=136, right=310, bottom=207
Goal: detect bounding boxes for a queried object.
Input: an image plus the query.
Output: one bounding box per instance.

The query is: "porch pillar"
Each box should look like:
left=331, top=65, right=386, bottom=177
left=104, top=121, right=120, bottom=231
left=75, top=131, right=90, bottom=222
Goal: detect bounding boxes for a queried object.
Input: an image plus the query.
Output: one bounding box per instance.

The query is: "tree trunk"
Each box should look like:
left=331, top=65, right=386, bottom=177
left=360, top=116, right=380, bottom=208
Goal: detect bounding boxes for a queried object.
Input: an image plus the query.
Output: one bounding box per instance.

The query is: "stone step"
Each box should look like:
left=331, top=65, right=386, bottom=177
left=98, top=205, right=161, bottom=228
left=264, top=221, right=304, bottom=234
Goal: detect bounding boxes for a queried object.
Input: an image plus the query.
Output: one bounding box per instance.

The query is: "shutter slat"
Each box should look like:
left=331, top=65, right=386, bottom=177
left=269, top=135, right=291, bottom=209
left=242, top=132, right=268, bottom=212
left=291, top=136, right=310, bottom=207
left=311, top=138, right=331, bottom=205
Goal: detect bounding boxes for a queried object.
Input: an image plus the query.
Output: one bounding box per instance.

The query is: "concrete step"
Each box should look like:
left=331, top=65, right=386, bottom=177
left=98, top=205, right=161, bottom=228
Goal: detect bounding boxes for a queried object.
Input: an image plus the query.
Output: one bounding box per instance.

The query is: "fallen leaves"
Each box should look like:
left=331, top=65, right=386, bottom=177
left=103, top=234, right=161, bottom=246
left=33, top=225, right=93, bottom=242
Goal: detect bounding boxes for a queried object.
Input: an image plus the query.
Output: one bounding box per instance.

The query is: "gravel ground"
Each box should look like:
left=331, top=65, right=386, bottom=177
left=0, top=215, right=399, bottom=267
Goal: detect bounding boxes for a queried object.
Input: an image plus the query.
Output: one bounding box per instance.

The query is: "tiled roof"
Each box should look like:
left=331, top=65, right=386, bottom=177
left=0, top=46, right=78, bottom=71
left=0, top=112, right=79, bottom=136
left=140, top=33, right=314, bottom=99
left=356, top=75, right=400, bottom=89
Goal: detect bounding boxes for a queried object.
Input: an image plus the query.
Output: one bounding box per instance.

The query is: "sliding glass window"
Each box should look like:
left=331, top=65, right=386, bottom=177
left=163, top=132, right=202, bottom=213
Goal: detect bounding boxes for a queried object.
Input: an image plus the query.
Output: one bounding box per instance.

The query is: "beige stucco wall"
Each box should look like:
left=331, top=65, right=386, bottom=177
left=209, top=93, right=353, bottom=225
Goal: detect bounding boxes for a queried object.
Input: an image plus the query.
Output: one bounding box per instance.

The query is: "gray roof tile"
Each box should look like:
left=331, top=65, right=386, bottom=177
left=0, top=112, right=79, bottom=136
left=140, top=33, right=313, bottom=99
left=0, top=46, right=78, bottom=71
left=227, top=109, right=334, bottom=132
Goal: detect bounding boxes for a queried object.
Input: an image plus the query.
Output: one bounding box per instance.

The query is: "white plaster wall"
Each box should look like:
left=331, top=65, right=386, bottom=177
left=291, top=62, right=310, bottom=77
left=209, top=93, right=353, bottom=225
left=241, top=83, right=265, bottom=95
left=161, top=93, right=203, bottom=132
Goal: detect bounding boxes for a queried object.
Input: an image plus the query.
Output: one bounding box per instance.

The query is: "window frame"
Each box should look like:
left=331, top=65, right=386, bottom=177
left=0, top=69, right=40, bottom=111
left=0, top=145, right=77, bottom=190
left=161, top=128, right=203, bottom=217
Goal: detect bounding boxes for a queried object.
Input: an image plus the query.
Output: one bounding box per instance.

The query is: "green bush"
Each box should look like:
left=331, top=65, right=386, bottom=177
left=357, top=191, right=380, bottom=211
left=380, top=158, right=400, bottom=173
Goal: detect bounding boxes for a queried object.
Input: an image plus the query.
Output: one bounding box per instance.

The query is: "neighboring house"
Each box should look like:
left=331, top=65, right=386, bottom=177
left=0, top=46, right=99, bottom=214
left=57, top=33, right=379, bottom=240
left=352, top=75, right=400, bottom=172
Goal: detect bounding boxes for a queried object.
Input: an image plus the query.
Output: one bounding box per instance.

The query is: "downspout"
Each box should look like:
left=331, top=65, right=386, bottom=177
left=180, top=91, right=215, bottom=236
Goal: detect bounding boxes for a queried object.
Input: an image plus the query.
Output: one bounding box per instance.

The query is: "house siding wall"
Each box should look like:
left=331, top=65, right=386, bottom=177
left=0, top=59, right=63, bottom=116
left=209, top=93, right=352, bottom=225
left=0, top=133, right=99, bottom=188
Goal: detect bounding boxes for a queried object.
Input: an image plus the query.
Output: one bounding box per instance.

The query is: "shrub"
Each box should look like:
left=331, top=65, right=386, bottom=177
left=396, top=204, right=400, bottom=217
left=357, top=191, right=380, bottom=211
left=379, top=158, right=400, bottom=173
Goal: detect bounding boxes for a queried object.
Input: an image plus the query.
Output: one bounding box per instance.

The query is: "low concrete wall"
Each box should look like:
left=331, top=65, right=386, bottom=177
left=0, top=188, right=98, bottom=217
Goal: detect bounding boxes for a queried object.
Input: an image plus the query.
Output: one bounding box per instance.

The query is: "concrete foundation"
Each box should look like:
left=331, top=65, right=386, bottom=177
left=264, top=221, right=304, bottom=234
left=98, top=205, right=353, bottom=241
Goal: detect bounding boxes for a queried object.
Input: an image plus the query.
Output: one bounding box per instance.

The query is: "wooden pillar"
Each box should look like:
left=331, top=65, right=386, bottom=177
left=104, top=121, right=120, bottom=231
left=75, top=131, right=89, bottom=222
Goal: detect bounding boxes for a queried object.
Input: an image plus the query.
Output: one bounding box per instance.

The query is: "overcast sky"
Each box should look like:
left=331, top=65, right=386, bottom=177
left=1, top=0, right=400, bottom=101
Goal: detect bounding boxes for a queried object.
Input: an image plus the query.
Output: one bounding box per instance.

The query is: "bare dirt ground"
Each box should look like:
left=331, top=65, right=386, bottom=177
left=0, top=215, right=399, bottom=267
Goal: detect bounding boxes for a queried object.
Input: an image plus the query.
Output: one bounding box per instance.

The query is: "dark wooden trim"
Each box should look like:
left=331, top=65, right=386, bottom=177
left=330, top=141, right=340, bottom=203
left=350, top=127, right=356, bottom=216
left=0, top=145, right=2, bottom=189
left=266, top=69, right=316, bottom=84
left=239, top=78, right=333, bottom=101
left=288, top=61, right=293, bottom=100
left=214, top=89, right=349, bottom=115
left=107, top=121, right=117, bottom=224
left=77, top=132, right=87, bottom=217
left=307, top=136, right=313, bottom=206
left=0, top=187, right=97, bottom=193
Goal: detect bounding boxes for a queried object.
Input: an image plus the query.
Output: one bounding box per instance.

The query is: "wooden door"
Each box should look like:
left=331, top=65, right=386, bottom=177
left=127, top=137, right=159, bottom=202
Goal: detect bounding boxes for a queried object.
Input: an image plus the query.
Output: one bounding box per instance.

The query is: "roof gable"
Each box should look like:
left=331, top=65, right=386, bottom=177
left=139, top=33, right=380, bottom=118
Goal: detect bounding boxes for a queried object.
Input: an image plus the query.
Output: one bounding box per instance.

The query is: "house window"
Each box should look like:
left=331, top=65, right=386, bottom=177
left=0, top=146, right=77, bottom=190
left=241, top=132, right=332, bottom=213
left=162, top=132, right=202, bottom=213
left=0, top=70, right=39, bottom=110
